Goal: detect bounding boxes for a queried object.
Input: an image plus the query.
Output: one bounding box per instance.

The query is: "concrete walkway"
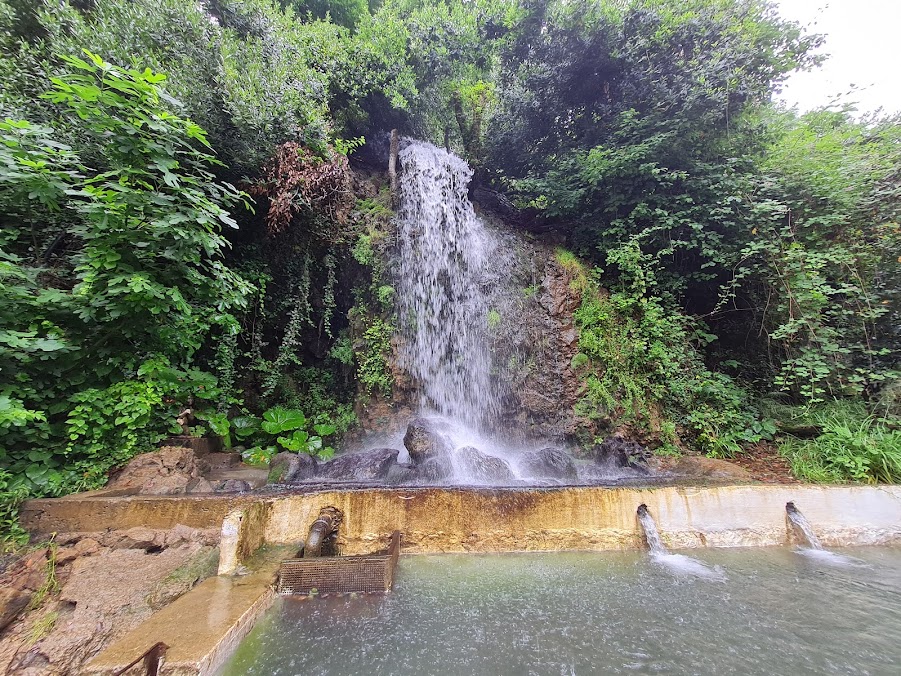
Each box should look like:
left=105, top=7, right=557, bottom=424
left=84, top=547, right=289, bottom=676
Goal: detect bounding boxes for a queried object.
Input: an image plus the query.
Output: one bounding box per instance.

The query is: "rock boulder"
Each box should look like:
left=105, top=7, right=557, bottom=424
left=267, top=452, right=317, bottom=484
left=457, top=446, right=515, bottom=483
left=592, top=435, right=651, bottom=472
left=317, top=448, right=400, bottom=481
left=412, top=455, right=454, bottom=483
left=671, top=456, right=753, bottom=481
left=107, top=446, right=200, bottom=495
left=403, top=417, right=453, bottom=464
left=519, top=447, right=578, bottom=481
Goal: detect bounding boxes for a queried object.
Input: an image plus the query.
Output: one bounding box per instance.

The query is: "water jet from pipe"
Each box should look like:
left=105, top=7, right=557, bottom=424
left=636, top=504, right=725, bottom=580
left=785, top=501, right=866, bottom=566
left=786, top=501, right=822, bottom=549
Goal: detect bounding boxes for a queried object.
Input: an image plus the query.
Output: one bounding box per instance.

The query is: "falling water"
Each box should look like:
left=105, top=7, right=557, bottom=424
left=785, top=501, right=865, bottom=566
left=637, top=504, right=725, bottom=580
left=786, top=501, right=822, bottom=549
left=636, top=504, right=667, bottom=555
left=395, top=141, right=507, bottom=429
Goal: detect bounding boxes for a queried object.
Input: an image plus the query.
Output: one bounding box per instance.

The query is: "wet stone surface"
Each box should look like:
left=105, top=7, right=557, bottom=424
left=518, top=447, right=578, bottom=481
left=403, top=417, right=454, bottom=465
left=317, top=448, right=400, bottom=481
left=592, top=435, right=651, bottom=472
left=456, top=446, right=515, bottom=483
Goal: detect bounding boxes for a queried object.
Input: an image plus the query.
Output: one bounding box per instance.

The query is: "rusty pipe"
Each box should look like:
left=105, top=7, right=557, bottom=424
left=304, top=506, right=343, bottom=558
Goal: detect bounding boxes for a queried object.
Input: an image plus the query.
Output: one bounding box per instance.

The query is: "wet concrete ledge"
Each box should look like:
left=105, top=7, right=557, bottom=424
left=23, top=484, right=901, bottom=553
left=21, top=492, right=256, bottom=534
left=84, top=547, right=289, bottom=676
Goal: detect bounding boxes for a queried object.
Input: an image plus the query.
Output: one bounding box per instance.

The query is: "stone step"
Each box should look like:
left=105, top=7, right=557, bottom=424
left=203, top=452, right=242, bottom=472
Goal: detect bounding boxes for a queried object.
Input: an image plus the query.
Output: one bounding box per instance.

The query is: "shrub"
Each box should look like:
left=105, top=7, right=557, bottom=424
left=234, top=406, right=337, bottom=464
left=0, top=54, right=251, bottom=495
left=780, top=414, right=901, bottom=484
left=573, top=243, right=766, bottom=455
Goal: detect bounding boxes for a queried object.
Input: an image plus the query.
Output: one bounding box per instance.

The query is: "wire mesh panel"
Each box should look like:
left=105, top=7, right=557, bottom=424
left=278, top=531, right=400, bottom=595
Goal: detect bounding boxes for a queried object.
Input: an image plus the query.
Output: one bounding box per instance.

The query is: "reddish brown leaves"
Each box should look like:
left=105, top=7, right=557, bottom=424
left=250, top=142, right=353, bottom=236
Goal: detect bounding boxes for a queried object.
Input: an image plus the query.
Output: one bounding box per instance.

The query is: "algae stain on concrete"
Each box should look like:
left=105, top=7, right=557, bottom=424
left=23, top=485, right=901, bottom=557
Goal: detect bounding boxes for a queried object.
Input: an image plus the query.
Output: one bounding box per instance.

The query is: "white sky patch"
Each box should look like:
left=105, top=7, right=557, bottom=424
left=775, top=0, right=901, bottom=115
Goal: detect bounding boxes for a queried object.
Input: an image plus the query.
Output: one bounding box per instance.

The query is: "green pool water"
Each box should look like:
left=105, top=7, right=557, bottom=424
left=221, top=547, right=901, bottom=675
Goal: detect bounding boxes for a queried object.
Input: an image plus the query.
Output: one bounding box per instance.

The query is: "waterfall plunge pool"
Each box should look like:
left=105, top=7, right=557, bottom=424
left=221, top=547, right=901, bottom=675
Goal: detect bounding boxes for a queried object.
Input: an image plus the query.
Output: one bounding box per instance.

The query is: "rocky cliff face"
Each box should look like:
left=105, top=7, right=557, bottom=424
left=479, top=219, right=584, bottom=442
left=348, top=164, right=588, bottom=448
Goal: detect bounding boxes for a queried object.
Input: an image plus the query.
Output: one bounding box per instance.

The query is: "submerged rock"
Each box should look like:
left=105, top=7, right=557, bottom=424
left=317, top=448, right=400, bottom=481
left=592, top=435, right=651, bottom=472
left=413, top=454, right=454, bottom=483
left=403, top=417, right=454, bottom=464
left=457, top=446, right=515, bottom=482
left=519, top=447, right=578, bottom=481
left=267, top=451, right=316, bottom=484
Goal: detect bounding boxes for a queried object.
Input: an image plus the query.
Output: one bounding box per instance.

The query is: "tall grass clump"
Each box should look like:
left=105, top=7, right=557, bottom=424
left=780, top=411, right=901, bottom=484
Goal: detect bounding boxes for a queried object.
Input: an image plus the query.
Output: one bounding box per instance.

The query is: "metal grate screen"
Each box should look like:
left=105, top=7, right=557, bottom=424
left=278, top=531, right=400, bottom=595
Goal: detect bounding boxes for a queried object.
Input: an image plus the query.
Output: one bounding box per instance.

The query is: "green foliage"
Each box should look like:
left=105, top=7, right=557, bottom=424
left=59, top=359, right=227, bottom=493
left=354, top=194, right=393, bottom=221
left=7, top=0, right=409, bottom=171
left=554, top=248, right=589, bottom=294
left=570, top=353, right=589, bottom=371
left=376, top=285, right=396, bottom=308
left=27, top=540, right=59, bottom=611
left=328, top=336, right=355, bottom=366
left=26, top=610, right=58, bottom=647
left=262, top=406, right=308, bottom=434
left=195, top=409, right=232, bottom=448
left=352, top=233, right=376, bottom=266
left=355, top=317, right=394, bottom=396
left=231, top=415, right=262, bottom=441
left=574, top=243, right=765, bottom=456
left=781, top=414, right=901, bottom=484
left=238, top=406, right=336, bottom=461
left=0, top=468, right=29, bottom=551
left=0, top=0, right=897, bottom=495
left=0, top=53, right=250, bottom=502
left=486, top=309, right=502, bottom=329
left=346, top=186, right=396, bottom=401
left=718, top=110, right=900, bottom=403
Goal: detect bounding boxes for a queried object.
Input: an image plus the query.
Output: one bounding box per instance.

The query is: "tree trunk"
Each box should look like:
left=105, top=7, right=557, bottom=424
left=388, top=128, right=399, bottom=209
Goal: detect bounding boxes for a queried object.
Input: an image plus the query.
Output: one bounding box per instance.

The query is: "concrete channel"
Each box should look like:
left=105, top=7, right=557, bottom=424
left=20, top=484, right=901, bottom=675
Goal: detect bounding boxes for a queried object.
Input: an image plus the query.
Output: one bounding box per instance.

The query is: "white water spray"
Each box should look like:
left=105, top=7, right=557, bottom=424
left=786, top=501, right=822, bottom=549
left=786, top=501, right=867, bottom=567
left=637, top=504, right=726, bottom=580
left=395, top=141, right=508, bottom=429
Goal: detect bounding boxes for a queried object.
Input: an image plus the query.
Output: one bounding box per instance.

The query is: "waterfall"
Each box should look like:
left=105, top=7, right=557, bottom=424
left=786, top=502, right=823, bottom=549
left=395, top=140, right=506, bottom=429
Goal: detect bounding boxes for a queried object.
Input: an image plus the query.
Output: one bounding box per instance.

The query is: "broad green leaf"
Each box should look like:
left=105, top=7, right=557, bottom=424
left=261, top=407, right=306, bottom=434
